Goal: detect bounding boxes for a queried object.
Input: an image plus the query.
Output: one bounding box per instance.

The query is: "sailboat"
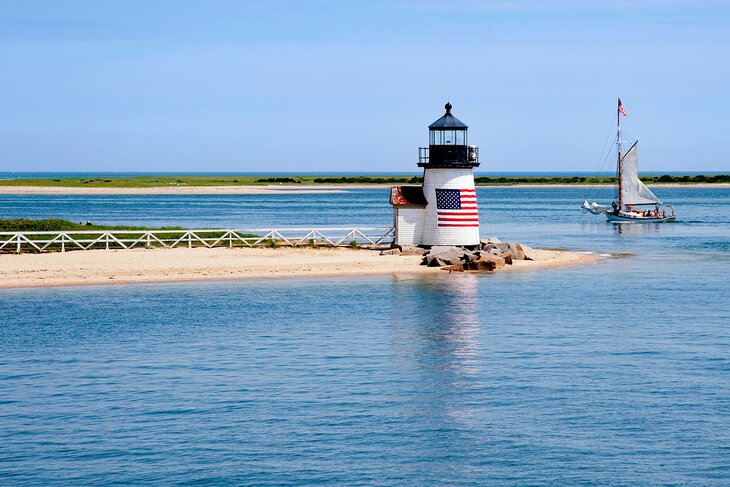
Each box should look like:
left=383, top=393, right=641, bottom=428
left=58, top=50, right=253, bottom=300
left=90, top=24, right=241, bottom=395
left=583, top=98, right=676, bottom=223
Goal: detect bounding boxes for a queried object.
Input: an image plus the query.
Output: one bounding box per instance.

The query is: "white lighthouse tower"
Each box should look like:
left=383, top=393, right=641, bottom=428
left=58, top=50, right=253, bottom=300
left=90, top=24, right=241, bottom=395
left=391, top=102, right=481, bottom=247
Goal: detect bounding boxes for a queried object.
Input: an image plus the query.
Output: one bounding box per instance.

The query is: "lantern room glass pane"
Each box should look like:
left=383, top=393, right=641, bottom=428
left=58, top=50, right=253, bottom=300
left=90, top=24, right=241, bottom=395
left=441, top=130, right=452, bottom=145
left=430, top=128, right=467, bottom=145
left=455, top=130, right=466, bottom=145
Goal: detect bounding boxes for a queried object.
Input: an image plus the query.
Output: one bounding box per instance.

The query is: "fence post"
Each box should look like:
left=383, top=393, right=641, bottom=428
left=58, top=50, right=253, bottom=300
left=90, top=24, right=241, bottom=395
left=228, top=231, right=232, bottom=249
left=147, top=232, right=151, bottom=248
left=61, top=234, right=65, bottom=253
left=16, top=234, right=21, bottom=254
left=106, top=232, right=109, bottom=250
left=188, top=232, right=192, bottom=248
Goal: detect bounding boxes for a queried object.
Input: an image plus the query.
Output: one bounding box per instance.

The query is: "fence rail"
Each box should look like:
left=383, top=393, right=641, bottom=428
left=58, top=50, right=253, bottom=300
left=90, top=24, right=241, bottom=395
left=0, top=227, right=395, bottom=254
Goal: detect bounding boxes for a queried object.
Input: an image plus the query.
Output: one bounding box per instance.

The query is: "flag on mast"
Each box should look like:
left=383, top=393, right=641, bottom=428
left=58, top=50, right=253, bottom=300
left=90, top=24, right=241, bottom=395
left=618, top=98, right=628, bottom=117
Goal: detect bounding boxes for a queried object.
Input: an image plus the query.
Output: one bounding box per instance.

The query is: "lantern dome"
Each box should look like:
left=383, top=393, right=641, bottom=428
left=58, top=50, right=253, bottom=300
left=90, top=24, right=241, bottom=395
left=428, top=102, right=468, bottom=129
left=418, top=102, right=478, bottom=168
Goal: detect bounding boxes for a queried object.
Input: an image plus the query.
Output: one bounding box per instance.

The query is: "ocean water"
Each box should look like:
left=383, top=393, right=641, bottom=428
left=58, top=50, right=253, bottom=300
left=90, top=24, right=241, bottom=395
left=1, top=187, right=729, bottom=485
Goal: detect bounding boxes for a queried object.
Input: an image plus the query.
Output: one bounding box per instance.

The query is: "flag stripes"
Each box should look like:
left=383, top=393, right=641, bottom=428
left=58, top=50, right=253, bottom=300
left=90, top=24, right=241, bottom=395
left=435, top=188, right=479, bottom=227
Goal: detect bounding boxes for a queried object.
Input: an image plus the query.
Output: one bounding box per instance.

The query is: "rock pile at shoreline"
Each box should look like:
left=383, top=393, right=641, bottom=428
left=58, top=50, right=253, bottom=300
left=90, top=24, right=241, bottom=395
left=420, top=238, right=539, bottom=273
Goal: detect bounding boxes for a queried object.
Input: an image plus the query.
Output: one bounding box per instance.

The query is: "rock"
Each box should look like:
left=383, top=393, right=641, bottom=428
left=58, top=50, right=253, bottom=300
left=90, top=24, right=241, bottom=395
left=380, top=248, right=401, bottom=256
left=478, top=253, right=506, bottom=269
left=507, top=242, right=525, bottom=261
left=417, top=240, right=539, bottom=272
left=491, top=242, right=523, bottom=261
left=430, top=245, right=457, bottom=254
left=427, top=257, right=448, bottom=267
left=422, top=245, right=515, bottom=271
left=479, top=240, right=537, bottom=260
left=443, top=263, right=465, bottom=272
left=480, top=237, right=501, bottom=247
left=475, top=260, right=497, bottom=272
left=484, top=245, right=501, bottom=255
left=519, top=243, right=538, bottom=261
left=497, top=250, right=513, bottom=265
left=464, top=260, right=479, bottom=271
left=459, top=250, right=479, bottom=262
left=398, top=245, right=427, bottom=256
left=426, top=246, right=465, bottom=266
left=495, top=242, right=511, bottom=252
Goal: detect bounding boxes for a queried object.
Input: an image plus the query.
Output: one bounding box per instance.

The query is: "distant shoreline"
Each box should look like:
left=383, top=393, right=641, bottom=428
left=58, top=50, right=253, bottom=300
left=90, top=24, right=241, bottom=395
left=0, top=173, right=727, bottom=192
left=0, top=183, right=727, bottom=195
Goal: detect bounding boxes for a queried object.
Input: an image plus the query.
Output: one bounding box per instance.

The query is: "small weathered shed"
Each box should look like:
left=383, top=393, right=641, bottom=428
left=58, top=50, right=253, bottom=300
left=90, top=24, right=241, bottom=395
left=390, top=186, right=427, bottom=246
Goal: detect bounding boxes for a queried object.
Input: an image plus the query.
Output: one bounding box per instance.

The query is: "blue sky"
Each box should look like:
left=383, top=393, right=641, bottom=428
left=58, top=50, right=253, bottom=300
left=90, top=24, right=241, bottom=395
left=1, top=0, right=729, bottom=173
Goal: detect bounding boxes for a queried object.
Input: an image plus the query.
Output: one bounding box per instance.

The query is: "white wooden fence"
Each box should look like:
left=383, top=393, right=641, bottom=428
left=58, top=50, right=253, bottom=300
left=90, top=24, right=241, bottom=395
left=0, top=227, right=395, bottom=254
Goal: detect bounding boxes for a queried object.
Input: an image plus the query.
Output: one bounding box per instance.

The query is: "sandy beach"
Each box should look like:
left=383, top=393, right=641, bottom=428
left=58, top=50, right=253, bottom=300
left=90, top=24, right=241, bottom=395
left=0, top=183, right=727, bottom=194
left=0, top=246, right=597, bottom=288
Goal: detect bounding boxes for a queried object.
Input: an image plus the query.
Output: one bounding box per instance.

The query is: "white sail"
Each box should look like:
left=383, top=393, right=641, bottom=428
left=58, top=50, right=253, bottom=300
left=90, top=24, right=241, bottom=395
left=620, top=143, right=661, bottom=205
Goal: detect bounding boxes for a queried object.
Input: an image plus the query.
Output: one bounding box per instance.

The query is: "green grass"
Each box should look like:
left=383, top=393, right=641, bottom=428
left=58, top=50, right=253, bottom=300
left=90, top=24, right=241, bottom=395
left=0, top=176, right=266, bottom=188
left=0, top=218, right=184, bottom=232
left=475, top=174, right=730, bottom=185
left=0, top=175, right=425, bottom=187
left=0, top=174, right=727, bottom=188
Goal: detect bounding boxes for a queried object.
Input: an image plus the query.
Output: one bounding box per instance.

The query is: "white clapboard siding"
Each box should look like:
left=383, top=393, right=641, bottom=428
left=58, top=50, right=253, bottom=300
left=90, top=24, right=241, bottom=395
left=421, top=168, right=480, bottom=246
left=394, top=206, right=426, bottom=246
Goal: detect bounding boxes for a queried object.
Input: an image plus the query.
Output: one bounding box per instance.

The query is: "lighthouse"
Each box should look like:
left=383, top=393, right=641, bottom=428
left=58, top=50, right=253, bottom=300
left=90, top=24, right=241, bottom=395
left=390, top=102, right=481, bottom=247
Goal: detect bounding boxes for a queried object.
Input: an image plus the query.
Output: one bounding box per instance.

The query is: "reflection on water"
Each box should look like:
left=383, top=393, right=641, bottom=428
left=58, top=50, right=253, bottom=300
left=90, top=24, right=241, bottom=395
left=613, top=222, right=668, bottom=237
left=390, top=274, right=484, bottom=432
left=391, top=274, right=480, bottom=376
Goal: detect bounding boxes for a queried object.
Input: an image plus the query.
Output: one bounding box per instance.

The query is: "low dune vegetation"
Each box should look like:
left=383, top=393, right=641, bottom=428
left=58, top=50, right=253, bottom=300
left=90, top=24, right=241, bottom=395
left=0, top=174, right=727, bottom=188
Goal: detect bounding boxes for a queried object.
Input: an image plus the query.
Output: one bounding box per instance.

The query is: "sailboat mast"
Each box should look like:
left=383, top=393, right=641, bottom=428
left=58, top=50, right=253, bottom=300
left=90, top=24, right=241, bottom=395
left=617, top=98, right=623, bottom=208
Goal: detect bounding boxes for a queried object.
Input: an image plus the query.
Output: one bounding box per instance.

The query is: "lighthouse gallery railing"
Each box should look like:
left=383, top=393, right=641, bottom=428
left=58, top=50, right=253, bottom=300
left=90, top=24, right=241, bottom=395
left=0, top=227, right=395, bottom=254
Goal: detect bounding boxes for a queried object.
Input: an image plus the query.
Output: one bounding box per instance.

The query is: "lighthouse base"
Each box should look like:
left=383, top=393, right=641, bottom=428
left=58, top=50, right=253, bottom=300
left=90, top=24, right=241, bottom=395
left=420, top=168, right=480, bottom=247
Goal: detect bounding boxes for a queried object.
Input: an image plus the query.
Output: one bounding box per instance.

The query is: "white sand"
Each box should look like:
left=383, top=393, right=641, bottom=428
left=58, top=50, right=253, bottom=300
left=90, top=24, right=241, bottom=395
left=507, top=248, right=597, bottom=270
left=0, top=247, right=597, bottom=288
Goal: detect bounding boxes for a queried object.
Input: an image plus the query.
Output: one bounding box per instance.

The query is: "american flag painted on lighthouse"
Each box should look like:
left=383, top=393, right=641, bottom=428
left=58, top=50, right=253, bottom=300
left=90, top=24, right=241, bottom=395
left=435, top=188, right=479, bottom=227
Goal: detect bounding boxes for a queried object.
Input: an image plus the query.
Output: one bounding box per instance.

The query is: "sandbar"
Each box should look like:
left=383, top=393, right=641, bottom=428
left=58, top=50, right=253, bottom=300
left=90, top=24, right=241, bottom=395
left=0, top=247, right=597, bottom=289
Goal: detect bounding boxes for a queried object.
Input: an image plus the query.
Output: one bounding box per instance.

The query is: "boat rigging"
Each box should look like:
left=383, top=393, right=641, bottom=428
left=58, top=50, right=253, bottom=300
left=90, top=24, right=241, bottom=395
left=582, top=98, right=676, bottom=223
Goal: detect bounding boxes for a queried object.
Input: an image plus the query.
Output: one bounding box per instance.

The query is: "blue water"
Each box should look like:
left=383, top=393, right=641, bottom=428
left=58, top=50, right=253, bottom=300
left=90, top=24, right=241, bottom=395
left=1, top=186, right=728, bottom=251
left=1, top=187, right=729, bottom=485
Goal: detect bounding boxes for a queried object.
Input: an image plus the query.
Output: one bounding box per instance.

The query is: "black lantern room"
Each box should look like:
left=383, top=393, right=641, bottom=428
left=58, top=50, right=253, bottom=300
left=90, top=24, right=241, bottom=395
left=418, top=102, right=479, bottom=168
